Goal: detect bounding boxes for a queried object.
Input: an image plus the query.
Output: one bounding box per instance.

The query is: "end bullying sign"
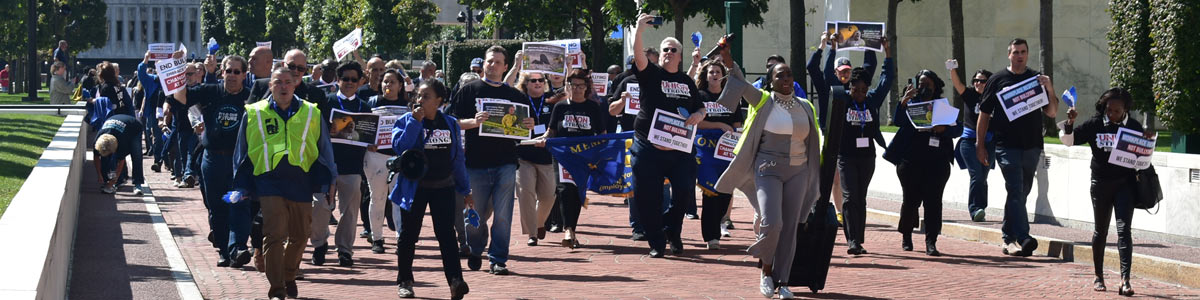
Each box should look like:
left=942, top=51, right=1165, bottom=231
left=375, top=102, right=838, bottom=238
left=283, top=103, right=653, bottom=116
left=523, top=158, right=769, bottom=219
left=155, top=57, right=188, bottom=95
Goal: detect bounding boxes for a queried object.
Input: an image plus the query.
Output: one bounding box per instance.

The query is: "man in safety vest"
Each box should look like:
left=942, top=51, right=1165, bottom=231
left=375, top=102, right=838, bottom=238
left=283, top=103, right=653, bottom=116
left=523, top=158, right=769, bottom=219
left=231, top=67, right=337, bottom=300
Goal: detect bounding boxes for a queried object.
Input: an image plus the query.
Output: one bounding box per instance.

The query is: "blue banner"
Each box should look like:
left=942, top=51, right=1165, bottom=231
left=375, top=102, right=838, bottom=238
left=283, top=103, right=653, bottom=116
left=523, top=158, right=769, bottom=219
left=545, top=132, right=635, bottom=201
left=694, top=129, right=733, bottom=194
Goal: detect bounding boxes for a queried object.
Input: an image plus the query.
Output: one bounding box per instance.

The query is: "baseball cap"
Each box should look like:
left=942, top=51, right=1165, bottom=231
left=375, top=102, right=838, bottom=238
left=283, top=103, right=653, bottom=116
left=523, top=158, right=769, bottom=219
left=470, top=58, right=483, bottom=68
left=836, top=57, right=852, bottom=71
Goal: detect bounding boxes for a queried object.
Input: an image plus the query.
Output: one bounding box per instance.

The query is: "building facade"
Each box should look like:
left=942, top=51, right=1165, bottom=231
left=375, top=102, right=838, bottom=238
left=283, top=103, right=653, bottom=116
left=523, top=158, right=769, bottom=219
left=77, top=0, right=204, bottom=66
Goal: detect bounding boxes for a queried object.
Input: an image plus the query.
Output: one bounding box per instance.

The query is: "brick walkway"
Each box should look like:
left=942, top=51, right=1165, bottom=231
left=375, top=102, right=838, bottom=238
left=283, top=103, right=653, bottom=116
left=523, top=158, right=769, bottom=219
left=133, top=156, right=1200, bottom=300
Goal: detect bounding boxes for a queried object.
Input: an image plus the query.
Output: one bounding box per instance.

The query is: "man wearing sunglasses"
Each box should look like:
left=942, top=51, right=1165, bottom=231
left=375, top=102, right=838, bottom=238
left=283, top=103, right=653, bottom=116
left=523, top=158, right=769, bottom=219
left=280, top=49, right=329, bottom=104
left=174, top=51, right=257, bottom=269
left=310, top=60, right=371, bottom=268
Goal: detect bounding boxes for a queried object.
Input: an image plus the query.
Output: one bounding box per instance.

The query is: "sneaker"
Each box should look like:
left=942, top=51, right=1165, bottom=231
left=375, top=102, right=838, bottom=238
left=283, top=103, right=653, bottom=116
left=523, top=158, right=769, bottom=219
left=630, top=231, right=646, bottom=241
left=448, top=277, right=469, bottom=300
left=1003, top=242, right=1022, bottom=256
left=359, top=230, right=371, bottom=239
left=371, top=239, right=385, bottom=254
left=706, top=239, right=721, bottom=250
left=488, top=263, right=509, bottom=275
left=760, top=275, right=775, bottom=298
left=216, top=255, right=230, bottom=267
left=648, top=249, right=664, bottom=258
left=467, top=255, right=482, bottom=271
left=527, top=237, right=537, bottom=246
left=1019, top=238, right=1039, bottom=257
left=548, top=224, right=562, bottom=233
left=685, top=213, right=699, bottom=220
left=721, top=227, right=732, bottom=237
left=285, top=280, right=298, bottom=298
left=133, top=185, right=147, bottom=196
left=231, top=249, right=252, bottom=268
left=971, top=210, right=986, bottom=222
left=180, top=176, right=195, bottom=188
left=100, top=185, right=117, bottom=194
left=150, top=162, right=161, bottom=172
left=397, top=281, right=415, bottom=298
left=311, top=243, right=328, bottom=265
left=338, top=252, right=353, bottom=267
left=724, top=220, right=735, bottom=230
left=778, top=286, right=795, bottom=299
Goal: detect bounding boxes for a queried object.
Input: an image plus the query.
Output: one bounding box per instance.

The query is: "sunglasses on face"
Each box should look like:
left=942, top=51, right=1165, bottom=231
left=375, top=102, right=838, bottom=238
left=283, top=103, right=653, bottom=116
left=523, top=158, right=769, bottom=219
left=662, top=47, right=679, bottom=53
left=528, top=78, right=546, bottom=83
left=972, top=79, right=986, bottom=84
left=286, top=64, right=305, bottom=71
left=225, top=69, right=244, bottom=75
left=341, top=76, right=360, bottom=82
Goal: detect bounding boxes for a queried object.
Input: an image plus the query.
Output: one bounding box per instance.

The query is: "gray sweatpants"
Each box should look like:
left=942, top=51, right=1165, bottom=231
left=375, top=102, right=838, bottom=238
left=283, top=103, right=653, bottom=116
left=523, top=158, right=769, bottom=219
left=311, top=174, right=363, bottom=256
left=748, top=156, right=811, bottom=282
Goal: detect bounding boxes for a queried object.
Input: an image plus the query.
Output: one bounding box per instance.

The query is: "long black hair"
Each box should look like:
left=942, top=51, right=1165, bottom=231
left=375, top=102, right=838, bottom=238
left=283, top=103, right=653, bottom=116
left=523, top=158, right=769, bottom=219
left=913, top=69, right=946, bottom=99
left=1095, top=87, right=1133, bottom=117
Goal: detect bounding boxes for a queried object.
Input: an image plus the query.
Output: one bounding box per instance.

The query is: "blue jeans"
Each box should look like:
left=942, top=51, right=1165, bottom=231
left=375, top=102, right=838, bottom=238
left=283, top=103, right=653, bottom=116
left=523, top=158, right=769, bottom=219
left=958, top=138, right=995, bottom=214
left=101, top=133, right=145, bottom=185
left=630, top=138, right=696, bottom=251
left=465, top=164, right=518, bottom=265
left=996, top=146, right=1041, bottom=244
left=142, top=114, right=164, bottom=164
left=174, top=129, right=197, bottom=178
left=200, top=151, right=233, bottom=257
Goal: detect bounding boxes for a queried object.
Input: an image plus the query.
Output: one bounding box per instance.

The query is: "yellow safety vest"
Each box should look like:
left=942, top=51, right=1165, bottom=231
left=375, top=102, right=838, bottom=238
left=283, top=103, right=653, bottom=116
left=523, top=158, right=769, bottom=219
left=244, top=100, right=322, bottom=175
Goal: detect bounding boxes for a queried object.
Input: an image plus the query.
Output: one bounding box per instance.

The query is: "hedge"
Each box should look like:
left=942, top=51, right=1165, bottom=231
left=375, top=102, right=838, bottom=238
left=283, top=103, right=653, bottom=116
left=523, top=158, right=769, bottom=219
left=1149, top=0, right=1200, bottom=134
left=425, top=38, right=623, bottom=88
left=1107, top=0, right=1154, bottom=113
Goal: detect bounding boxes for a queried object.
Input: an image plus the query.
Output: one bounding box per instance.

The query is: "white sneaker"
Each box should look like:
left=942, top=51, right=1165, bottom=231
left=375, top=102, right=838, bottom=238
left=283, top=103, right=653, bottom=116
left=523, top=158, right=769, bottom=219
left=759, top=275, right=775, bottom=298
left=778, top=286, right=794, bottom=299
left=133, top=185, right=147, bottom=196
left=397, top=281, right=414, bottom=298
left=100, top=185, right=117, bottom=194
left=706, top=239, right=721, bottom=250
left=721, top=226, right=732, bottom=237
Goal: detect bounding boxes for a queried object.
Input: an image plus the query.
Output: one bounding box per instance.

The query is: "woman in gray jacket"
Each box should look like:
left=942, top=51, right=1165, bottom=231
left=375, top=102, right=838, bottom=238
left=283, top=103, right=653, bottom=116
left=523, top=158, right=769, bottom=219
left=50, top=61, right=77, bottom=104
left=713, top=48, right=822, bottom=299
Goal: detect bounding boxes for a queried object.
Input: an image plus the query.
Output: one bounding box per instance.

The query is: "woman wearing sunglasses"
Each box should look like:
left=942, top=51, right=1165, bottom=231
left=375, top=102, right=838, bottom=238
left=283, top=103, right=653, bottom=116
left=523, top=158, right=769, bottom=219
left=513, top=71, right=559, bottom=246
left=947, top=61, right=994, bottom=222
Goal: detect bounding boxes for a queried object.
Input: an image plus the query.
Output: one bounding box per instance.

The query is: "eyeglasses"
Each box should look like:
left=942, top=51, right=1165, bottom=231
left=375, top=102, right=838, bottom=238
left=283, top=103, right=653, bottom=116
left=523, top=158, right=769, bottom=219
left=662, top=47, right=679, bottom=53
left=341, top=76, right=360, bottom=82
left=225, top=69, right=244, bottom=75
left=286, top=64, right=306, bottom=71
left=972, top=79, right=986, bottom=84
left=528, top=78, right=546, bottom=83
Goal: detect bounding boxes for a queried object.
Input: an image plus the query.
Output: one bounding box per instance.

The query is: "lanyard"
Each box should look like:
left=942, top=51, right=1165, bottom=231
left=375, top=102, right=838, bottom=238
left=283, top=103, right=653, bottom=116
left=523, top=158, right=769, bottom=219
left=851, top=99, right=868, bottom=137
left=270, top=99, right=296, bottom=119
left=529, top=94, right=546, bottom=121
left=337, top=94, right=363, bottom=112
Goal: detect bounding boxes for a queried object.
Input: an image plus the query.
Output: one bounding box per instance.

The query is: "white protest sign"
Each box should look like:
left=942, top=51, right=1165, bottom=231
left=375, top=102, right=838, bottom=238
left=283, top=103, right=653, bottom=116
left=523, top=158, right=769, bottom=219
left=906, top=98, right=959, bottom=129
left=154, top=57, right=188, bottom=95
left=648, top=109, right=696, bottom=153
left=372, top=106, right=409, bottom=149
left=591, top=73, right=609, bottom=96
left=624, top=83, right=641, bottom=114
left=548, top=39, right=583, bottom=68
left=715, top=131, right=739, bottom=161
left=996, top=76, right=1049, bottom=120
left=148, top=43, right=176, bottom=61
left=1108, top=127, right=1155, bottom=170
left=333, top=28, right=363, bottom=61
left=256, top=41, right=272, bottom=49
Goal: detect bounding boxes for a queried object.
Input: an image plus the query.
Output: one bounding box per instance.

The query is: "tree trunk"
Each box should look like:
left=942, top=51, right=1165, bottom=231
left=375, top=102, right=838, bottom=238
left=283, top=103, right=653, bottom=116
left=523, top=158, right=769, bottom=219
left=588, top=0, right=607, bottom=69
left=1040, top=0, right=1056, bottom=136
left=790, top=0, right=807, bottom=93
left=885, top=0, right=900, bottom=124
left=949, top=0, right=965, bottom=108
left=671, top=0, right=687, bottom=40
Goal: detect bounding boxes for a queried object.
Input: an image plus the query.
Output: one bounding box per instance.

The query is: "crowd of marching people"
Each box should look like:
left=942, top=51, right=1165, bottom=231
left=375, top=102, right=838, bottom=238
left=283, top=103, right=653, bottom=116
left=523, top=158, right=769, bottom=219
left=78, top=13, right=1157, bottom=300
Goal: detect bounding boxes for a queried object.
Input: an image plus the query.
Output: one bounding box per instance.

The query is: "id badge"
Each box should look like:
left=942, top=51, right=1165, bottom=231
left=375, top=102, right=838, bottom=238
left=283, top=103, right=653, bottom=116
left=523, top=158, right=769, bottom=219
left=534, top=124, right=547, bottom=135
left=856, top=137, right=869, bottom=148
left=928, top=137, right=941, bottom=147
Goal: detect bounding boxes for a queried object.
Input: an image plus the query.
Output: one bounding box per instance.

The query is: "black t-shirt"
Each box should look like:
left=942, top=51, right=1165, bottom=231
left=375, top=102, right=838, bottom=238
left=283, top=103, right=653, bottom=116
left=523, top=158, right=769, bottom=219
left=608, top=75, right=639, bottom=132
left=179, top=83, right=253, bottom=152
left=368, top=94, right=409, bottom=156
left=1067, top=115, right=1144, bottom=181
left=698, top=89, right=746, bottom=127
left=961, top=88, right=983, bottom=132
left=356, top=85, right=380, bottom=101
left=517, top=93, right=554, bottom=164
left=839, top=98, right=882, bottom=158
left=98, top=83, right=134, bottom=117
left=549, top=99, right=606, bottom=138
left=632, top=63, right=703, bottom=141
left=97, top=114, right=144, bottom=158
left=421, top=113, right=455, bottom=181
left=319, top=92, right=370, bottom=175
left=978, top=68, right=1044, bottom=149
left=449, top=80, right=531, bottom=168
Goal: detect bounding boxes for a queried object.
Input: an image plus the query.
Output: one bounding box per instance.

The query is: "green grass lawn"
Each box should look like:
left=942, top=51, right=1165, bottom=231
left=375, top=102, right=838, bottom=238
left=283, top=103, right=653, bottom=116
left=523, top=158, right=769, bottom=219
left=0, top=114, right=65, bottom=218
left=0, top=92, right=52, bottom=104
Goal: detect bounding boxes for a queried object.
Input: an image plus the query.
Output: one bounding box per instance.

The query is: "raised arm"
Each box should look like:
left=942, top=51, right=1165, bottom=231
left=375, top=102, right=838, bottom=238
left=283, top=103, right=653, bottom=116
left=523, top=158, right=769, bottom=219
left=632, top=14, right=654, bottom=72
left=948, top=60, right=967, bottom=96
left=504, top=50, right=524, bottom=86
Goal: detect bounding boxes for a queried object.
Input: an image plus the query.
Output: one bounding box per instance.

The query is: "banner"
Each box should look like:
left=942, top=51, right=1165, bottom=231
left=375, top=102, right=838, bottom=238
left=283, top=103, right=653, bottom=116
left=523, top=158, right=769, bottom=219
left=591, top=73, right=609, bottom=96
left=256, top=41, right=272, bottom=49
left=478, top=100, right=531, bottom=140
left=546, top=132, right=636, bottom=200
left=521, top=42, right=568, bottom=76
left=1108, top=127, right=1155, bottom=170
left=371, top=105, right=408, bottom=149
left=648, top=109, right=695, bottom=152
left=333, top=28, right=363, bottom=61
left=148, top=43, right=176, bottom=61
left=547, top=39, right=583, bottom=68
left=694, top=129, right=736, bottom=193
left=832, top=21, right=886, bottom=52
left=996, top=76, right=1049, bottom=120
left=624, top=83, right=641, bottom=114
left=154, top=57, right=188, bottom=95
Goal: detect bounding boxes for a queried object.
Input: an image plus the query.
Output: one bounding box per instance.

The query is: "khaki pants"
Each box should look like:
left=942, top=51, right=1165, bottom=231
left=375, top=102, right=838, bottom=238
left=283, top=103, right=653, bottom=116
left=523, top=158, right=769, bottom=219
left=311, top=174, right=363, bottom=255
left=260, top=196, right=312, bottom=298
left=516, top=159, right=556, bottom=236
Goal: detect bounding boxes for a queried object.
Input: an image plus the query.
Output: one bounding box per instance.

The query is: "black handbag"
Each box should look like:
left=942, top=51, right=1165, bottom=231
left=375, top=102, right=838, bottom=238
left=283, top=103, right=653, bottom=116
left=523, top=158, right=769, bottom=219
left=1133, top=165, right=1162, bottom=210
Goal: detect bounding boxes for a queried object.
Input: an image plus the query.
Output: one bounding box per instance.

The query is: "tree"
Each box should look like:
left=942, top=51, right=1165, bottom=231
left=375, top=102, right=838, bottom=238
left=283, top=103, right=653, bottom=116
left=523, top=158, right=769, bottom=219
left=1149, top=0, right=1200, bottom=140
left=360, top=0, right=438, bottom=58
left=884, top=0, right=920, bottom=123
left=0, top=0, right=108, bottom=59
left=1107, top=0, right=1153, bottom=120
left=299, top=0, right=364, bottom=60
left=1039, top=0, right=1057, bottom=136
left=949, top=0, right=965, bottom=107
left=265, top=0, right=303, bottom=54
left=637, top=0, right=770, bottom=40
left=223, top=0, right=266, bottom=56
left=790, top=1, right=812, bottom=93
left=389, top=0, right=441, bottom=57
left=200, top=0, right=228, bottom=53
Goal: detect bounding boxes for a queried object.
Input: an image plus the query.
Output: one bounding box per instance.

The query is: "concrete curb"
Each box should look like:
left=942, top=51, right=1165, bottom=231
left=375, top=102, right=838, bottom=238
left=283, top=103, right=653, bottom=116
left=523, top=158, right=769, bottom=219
left=864, top=208, right=1200, bottom=288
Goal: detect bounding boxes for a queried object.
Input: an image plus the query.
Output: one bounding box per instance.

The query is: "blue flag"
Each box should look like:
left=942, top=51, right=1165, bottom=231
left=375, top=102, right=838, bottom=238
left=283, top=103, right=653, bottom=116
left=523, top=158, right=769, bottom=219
left=1062, top=86, right=1077, bottom=107
left=693, top=129, right=733, bottom=193
left=545, top=132, right=635, bottom=201
left=691, top=32, right=703, bottom=47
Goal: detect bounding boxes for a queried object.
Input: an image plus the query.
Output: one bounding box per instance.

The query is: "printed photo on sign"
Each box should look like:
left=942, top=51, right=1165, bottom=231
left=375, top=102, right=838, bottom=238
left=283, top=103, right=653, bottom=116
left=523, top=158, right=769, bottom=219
left=834, top=21, right=886, bottom=52
left=148, top=43, right=176, bottom=61
left=479, top=101, right=532, bottom=140
left=648, top=109, right=696, bottom=153
left=1108, top=127, right=1155, bottom=170
left=591, top=73, right=609, bottom=96
left=996, top=76, right=1049, bottom=120
left=521, top=42, right=568, bottom=76
left=715, top=131, right=739, bottom=161
left=906, top=98, right=958, bottom=129
left=333, top=28, right=363, bottom=61
left=329, top=108, right=381, bottom=147
left=154, top=57, right=189, bottom=95
left=558, top=164, right=574, bottom=184
left=547, top=39, right=583, bottom=68
left=906, top=100, right=934, bottom=129
left=625, top=83, right=641, bottom=114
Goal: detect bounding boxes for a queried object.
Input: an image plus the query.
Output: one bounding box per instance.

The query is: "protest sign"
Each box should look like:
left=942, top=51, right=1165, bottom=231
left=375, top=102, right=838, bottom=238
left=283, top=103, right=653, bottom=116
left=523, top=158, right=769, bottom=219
left=148, top=43, right=176, bottom=61
left=256, top=41, right=272, bottom=49
left=329, top=108, right=381, bottom=146
left=558, top=164, right=575, bottom=184
left=371, top=105, right=409, bottom=149
left=154, top=57, right=189, bottom=95
left=624, top=83, right=641, bottom=114
left=996, top=76, right=1049, bottom=120
left=546, top=132, right=636, bottom=200
left=591, top=73, right=609, bottom=96
left=333, top=28, right=363, bottom=61
left=693, top=129, right=737, bottom=193
left=478, top=101, right=532, bottom=140
left=906, top=98, right=959, bottom=129
left=1108, top=127, right=1155, bottom=170
left=833, top=21, right=886, bottom=52
left=715, top=131, right=739, bottom=161
left=547, top=39, right=583, bottom=68
left=521, top=42, right=568, bottom=76
left=649, top=109, right=696, bottom=152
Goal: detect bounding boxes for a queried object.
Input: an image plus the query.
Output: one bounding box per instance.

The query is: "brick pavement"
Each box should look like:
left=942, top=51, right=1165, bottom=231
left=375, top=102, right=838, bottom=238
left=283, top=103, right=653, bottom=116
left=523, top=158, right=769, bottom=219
left=135, top=156, right=1200, bottom=299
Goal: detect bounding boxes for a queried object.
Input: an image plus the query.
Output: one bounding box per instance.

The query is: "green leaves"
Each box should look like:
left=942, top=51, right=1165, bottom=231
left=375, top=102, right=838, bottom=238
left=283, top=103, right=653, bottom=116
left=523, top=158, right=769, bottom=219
left=1148, top=0, right=1200, bottom=134
left=1107, top=0, right=1153, bottom=113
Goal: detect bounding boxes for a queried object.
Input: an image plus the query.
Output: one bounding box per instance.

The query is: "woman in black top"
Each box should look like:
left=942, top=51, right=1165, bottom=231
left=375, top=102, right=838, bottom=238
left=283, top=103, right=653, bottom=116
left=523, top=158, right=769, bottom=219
left=95, top=61, right=134, bottom=117
left=887, top=70, right=961, bottom=256
left=544, top=69, right=607, bottom=249
left=949, top=64, right=995, bottom=222
left=364, top=70, right=410, bottom=253
left=1060, top=88, right=1149, bottom=297
left=693, top=60, right=744, bottom=249
left=514, top=71, right=559, bottom=246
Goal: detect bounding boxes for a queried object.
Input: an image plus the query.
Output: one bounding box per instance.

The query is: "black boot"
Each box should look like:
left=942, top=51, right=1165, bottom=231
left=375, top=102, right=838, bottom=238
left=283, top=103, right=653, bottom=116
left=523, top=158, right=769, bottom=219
left=901, top=234, right=913, bottom=251
left=925, top=239, right=940, bottom=256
